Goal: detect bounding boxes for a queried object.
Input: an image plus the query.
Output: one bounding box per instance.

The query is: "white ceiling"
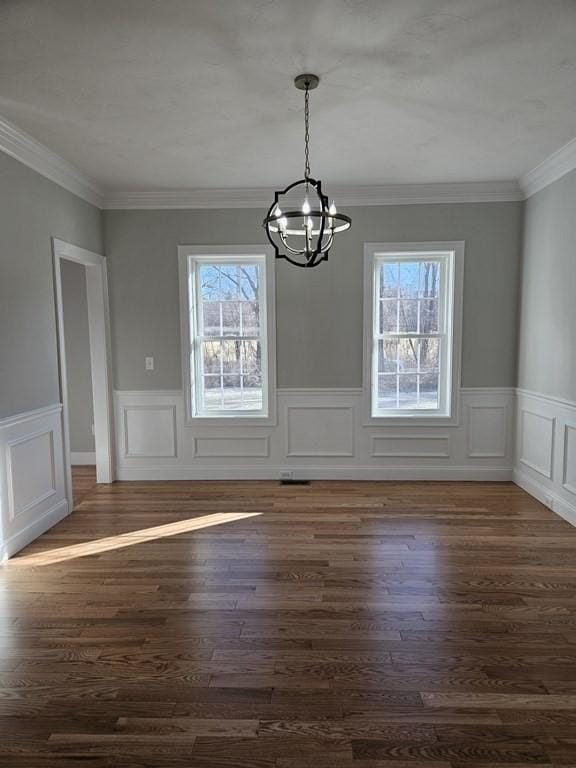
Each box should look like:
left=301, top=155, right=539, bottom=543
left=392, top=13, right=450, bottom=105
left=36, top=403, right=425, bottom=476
left=1, top=0, right=575, bottom=192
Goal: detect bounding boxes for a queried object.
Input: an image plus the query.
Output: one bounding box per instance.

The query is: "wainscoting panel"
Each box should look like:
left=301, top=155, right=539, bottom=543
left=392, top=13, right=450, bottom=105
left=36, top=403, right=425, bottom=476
left=371, top=434, right=450, bottom=458
left=286, top=406, right=354, bottom=457
left=563, top=423, right=576, bottom=496
left=468, top=405, right=508, bottom=458
left=115, top=388, right=514, bottom=481
left=194, top=436, right=270, bottom=458
left=519, top=409, right=555, bottom=478
left=0, top=404, right=69, bottom=560
left=514, top=389, right=576, bottom=527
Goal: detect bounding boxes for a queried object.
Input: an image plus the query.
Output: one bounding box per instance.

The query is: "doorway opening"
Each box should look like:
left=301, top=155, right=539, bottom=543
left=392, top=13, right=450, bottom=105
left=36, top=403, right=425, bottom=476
left=53, top=239, right=114, bottom=511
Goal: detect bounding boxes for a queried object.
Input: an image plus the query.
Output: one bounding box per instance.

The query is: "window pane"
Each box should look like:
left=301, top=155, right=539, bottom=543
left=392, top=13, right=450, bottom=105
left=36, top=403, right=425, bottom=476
left=398, top=299, right=419, bottom=332
left=397, top=373, right=418, bottom=408
left=380, top=263, right=399, bottom=298
left=397, top=338, right=419, bottom=372
left=193, top=257, right=266, bottom=416
left=419, top=298, right=438, bottom=333
left=220, top=266, right=242, bottom=299
left=221, top=340, right=241, bottom=374
left=419, top=370, right=439, bottom=409
left=202, top=301, right=221, bottom=336
left=241, top=301, right=260, bottom=335
left=201, top=340, right=221, bottom=375
left=380, top=299, right=397, bottom=333
left=376, top=336, right=441, bottom=411
left=373, top=255, right=449, bottom=415
left=378, top=374, right=398, bottom=409
left=378, top=339, right=398, bottom=373
left=419, top=261, right=440, bottom=299
left=399, top=262, right=420, bottom=297
left=221, top=302, right=241, bottom=336
left=202, top=374, right=222, bottom=411
left=241, top=339, right=261, bottom=375
left=419, top=337, right=440, bottom=372
left=200, top=266, right=224, bottom=300
left=240, top=265, right=258, bottom=300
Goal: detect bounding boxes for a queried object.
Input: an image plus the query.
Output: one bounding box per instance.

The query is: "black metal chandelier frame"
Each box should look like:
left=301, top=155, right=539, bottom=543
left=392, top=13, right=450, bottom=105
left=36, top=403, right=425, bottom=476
left=263, top=74, right=352, bottom=269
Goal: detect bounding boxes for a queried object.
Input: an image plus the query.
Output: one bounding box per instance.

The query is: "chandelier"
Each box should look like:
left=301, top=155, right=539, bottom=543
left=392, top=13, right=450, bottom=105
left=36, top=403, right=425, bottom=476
left=263, top=74, right=351, bottom=268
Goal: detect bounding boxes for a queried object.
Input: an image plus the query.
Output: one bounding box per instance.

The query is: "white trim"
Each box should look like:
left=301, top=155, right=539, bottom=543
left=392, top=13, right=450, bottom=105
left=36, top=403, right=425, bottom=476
left=513, top=388, right=576, bottom=529
left=114, top=388, right=514, bottom=480
left=0, top=404, right=69, bottom=560
left=362, top=242, right=464, bottom=426
left=1, top=105, right=574, bottom=207
left=116, top=465, right=513, bottom=482
left=0, top=403, right=62, bottom=430
left=0, top=499, right=69, bottom=563
left=371, top=434, right=451, bottom=458
left=178, top=245, right=277, bottom=426
left=70, top=452, right=96, bottom=465
left=103, top=181, right=523, bottom=209
left=0, top=114, right=103, bottom=207
left=513, top=469, right=576, bottom=529
left=563, top=423, right=576, bottom=496
left=520, top=136, right=576, bottom=198
left=53, top=239, right=115, bottom=508
left=518, top=409, right=555, bottom=479
left=516, top=387, right=576, bottom=411
left=285, top=405, right=355, bottom=458
left=278, top=387, right=363, bottom=397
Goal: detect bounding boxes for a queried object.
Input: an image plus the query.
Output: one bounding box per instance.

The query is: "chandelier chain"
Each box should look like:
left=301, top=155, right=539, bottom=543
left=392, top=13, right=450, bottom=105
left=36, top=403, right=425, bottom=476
left=304, top=86, right=311, bottom=180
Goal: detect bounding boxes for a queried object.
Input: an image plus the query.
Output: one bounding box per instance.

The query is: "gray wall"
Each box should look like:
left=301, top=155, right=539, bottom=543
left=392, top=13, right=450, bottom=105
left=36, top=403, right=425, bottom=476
left=0, top=151, right=103, bottom=419
left=60, top=259, right=95, bottom=453
left=104, top=202, right=523, bottom=390
left=518, top=169, right=576, bottom=402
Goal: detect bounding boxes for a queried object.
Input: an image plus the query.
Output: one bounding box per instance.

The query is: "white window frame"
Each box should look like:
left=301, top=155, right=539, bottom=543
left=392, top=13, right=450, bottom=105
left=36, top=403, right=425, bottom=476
left=178, top=245, right=277, bottom=426
left=363, top=241, right=464, bottom=426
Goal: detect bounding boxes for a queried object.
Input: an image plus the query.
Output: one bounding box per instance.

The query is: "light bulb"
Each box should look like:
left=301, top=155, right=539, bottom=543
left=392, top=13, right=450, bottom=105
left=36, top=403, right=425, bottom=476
left=274, top=205, right=282, bottom=218
left=279, top=217, right=288, bottom=230
left=306, top=216, right=313, bottom=230
left=329, top=201, right=337, bottom=216
left=302, top=198, right=311, bottom=215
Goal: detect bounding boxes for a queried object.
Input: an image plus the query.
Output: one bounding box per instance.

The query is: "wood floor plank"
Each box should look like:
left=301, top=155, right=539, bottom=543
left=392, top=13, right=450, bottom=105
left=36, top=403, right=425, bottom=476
left=1, top=472, right=576, bottom=765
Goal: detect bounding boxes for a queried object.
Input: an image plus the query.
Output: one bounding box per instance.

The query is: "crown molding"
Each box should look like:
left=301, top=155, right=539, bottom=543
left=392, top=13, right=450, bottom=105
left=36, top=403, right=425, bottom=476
left=0, top=115, right=103, bottom=207
left=520, top=136, right=576, bottom=198
left=102, top=181, right=523, bottom=209
left=11, top=105, right=576, bottom=208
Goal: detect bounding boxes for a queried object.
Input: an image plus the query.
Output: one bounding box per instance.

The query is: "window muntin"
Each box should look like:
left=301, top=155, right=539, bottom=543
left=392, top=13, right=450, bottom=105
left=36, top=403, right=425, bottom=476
left=370, top=251, right=455, bottom=418
left=188, top=256, right=269, bottom=418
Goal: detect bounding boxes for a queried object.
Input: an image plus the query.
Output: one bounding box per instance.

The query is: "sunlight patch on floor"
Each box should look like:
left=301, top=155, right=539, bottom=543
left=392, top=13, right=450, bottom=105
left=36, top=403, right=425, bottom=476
left=9, top=511, right=262, bottom=567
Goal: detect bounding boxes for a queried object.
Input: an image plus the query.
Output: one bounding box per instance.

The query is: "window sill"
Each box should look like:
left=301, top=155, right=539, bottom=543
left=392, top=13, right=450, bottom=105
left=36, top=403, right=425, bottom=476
left=363, top=411, right=459, bottom=428
left=185, top=412, right=277, bottom=428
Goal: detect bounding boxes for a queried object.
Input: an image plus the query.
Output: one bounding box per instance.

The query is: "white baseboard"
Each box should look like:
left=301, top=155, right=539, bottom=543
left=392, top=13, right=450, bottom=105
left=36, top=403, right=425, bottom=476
left=513, top=468, right=576, bottom=528
left=70, top=451, right=96, bottom=465
left=116, top=465, right=513, bottom=482
left=0, top=498, right=69, bottom=563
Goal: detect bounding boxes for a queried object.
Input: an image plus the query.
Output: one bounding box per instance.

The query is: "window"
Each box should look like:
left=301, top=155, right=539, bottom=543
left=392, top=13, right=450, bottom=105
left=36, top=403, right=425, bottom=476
left=179, top=246, right=276, bottom=423
left=364, top=242, right=463, bottom=421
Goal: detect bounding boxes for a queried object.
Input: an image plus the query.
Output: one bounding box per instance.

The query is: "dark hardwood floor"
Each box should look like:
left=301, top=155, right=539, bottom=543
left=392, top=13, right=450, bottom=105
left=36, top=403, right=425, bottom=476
left=2, top=475, right=576, bottom=766
left=71, top=465, right=97, bottom=508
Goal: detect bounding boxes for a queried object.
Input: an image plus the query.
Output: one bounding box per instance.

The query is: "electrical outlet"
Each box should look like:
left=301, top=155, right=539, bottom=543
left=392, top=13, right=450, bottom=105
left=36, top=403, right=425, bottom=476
left=280, top=470, right=294, bottom=481
left=145, top=356, right=154, bottom=371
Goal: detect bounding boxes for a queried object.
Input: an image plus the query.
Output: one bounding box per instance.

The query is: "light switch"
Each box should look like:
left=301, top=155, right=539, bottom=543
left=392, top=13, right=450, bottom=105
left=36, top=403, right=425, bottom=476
left=145, top=356, right=154, bottom=371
